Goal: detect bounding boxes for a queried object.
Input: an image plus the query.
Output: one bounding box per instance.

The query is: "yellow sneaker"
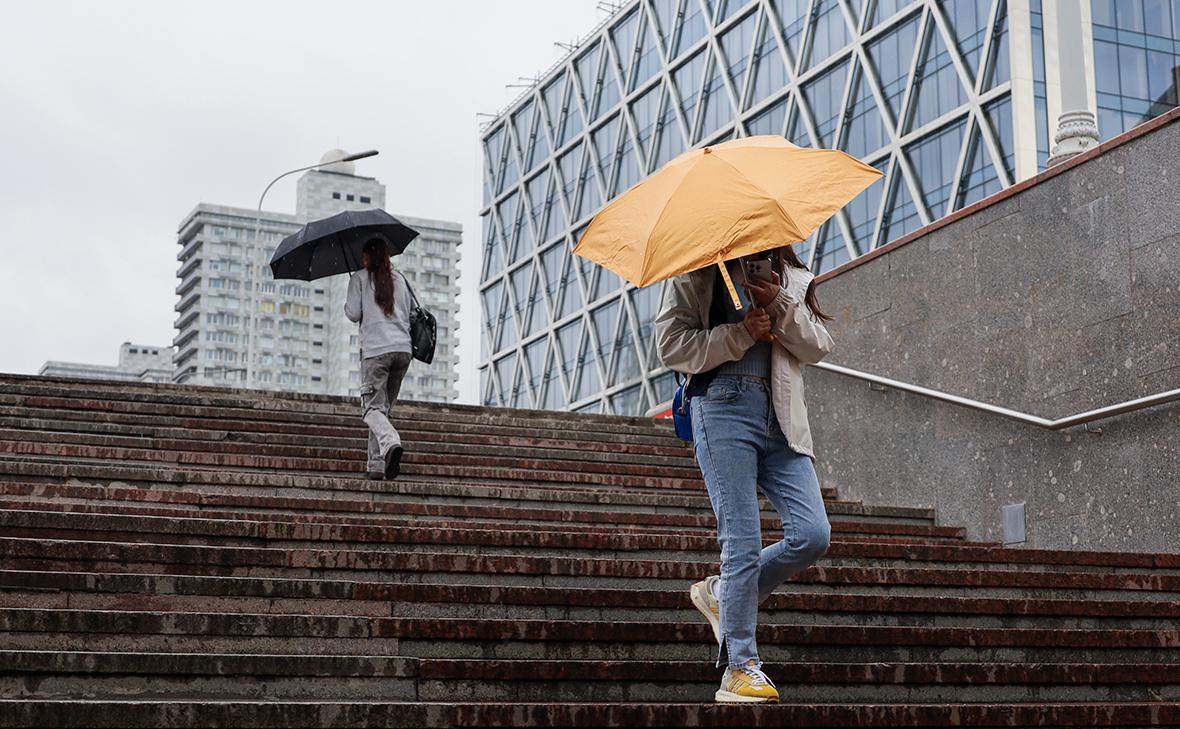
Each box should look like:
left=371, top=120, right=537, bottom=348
left=689, top=575, right=721, bottom=644
left=715, top=661, right=779, bottom=704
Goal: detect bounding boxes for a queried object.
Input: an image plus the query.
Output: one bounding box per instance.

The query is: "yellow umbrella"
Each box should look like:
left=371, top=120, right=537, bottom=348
left=573, top=135, right=882, bottom=308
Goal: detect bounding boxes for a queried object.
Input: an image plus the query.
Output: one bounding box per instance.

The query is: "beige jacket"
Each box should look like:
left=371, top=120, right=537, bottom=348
left=654, top=262, right=834, bottom=459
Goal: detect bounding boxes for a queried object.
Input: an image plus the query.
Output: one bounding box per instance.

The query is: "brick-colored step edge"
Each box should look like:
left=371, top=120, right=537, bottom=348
left=0, top=460, right=725, bottom=500
left=5, top=539, right=1179, bottom=593
left=6, top=652, right=1178, bottom=686
left=0, top=460, right=847, bottom=508
left=0, top=476, right=846, bottom=516
left=0, top=429, right=706, bottom=480
left=5, top=609, right=1180, bottom=650
left=0, top=497, right=951, bottom=549
left=0, top=441, right=706, bottom=488
left=5, top=700, right=1180, bottom=728
left=0, top=401, right=682, bottom=450
left=0, top=483, right=960, bottom=538
left=0, top=377, right=674, bottom=431
left=7, top=570, right=1180, bottom=620
left=0, top=402, right=683, bottom=452
left=0, top=388, right=675, bottom=440
left=0, top=416, right=697, bottom=465
left=4, top=509, right=1174, bottom=571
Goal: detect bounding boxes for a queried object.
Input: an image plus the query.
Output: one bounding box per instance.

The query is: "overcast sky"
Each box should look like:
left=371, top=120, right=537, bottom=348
left=0, top=0, right=604, bottom=403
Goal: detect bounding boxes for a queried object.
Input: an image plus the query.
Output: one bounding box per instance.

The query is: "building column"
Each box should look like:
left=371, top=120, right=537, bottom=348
left=1046, top=0, right=1100, bottom=165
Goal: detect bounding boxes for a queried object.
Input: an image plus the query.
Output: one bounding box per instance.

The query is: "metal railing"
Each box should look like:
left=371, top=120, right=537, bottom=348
left=810, top=361, right=1180, bottom=431
left=646, top=364, right=1180, bottom=429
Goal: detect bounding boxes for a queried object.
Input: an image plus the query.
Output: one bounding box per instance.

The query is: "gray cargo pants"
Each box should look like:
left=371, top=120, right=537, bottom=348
left=359, top=351, right=412, bottom=473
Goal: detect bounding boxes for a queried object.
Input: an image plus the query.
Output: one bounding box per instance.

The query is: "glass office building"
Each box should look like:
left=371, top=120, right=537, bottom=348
left=479, top=0, right=1180, bottom=415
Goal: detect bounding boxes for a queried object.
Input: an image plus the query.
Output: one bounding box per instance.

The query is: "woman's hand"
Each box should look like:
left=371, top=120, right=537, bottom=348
left=743, top=307, right=772, bottom=342
left=744, top=271, right=782, bottom=308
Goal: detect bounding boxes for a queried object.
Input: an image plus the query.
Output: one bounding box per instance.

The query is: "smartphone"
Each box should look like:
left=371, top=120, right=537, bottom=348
left=743, top=258, right=772, bottom=284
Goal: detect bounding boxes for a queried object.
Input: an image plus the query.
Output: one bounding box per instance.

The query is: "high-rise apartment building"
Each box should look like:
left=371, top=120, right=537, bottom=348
left=174, top=151, right=462, bottom=401
left=39, top=342, right=175, bottom=384
left=478, top=0, right=1180, bottom=415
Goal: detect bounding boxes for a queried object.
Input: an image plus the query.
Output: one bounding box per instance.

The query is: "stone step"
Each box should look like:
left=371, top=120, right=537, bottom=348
left=6, top=570, right=1179, bottom=629
left=0, top=461, right=851, bottom=515
left=5, top=539, right=1177, bottom=598
left=0, top=415, right=698, bottom=467
left=0, top=488, right=967, bottom=540
left=6, top=699, right=1180, bottom=728
left=0, top=471, right=943, bottom=533
left=0, top=427, right=706, bottom=479
left=0, top=497, right=953, bottom=552
left=5, top=377, right=676, bottom=430
left=2, top=509, right=1172, bottom=574
left=4, top=609, right=1180, bottom=664
left=0, top=458, right=722, bottom=501
left=6, top=652, right=1180, bottom=703
left=0, top=386, right=678, bottom=441
left=0, top=400, right=683, bottom=449
left=0, top=477, right=850, bottom=520
left=0, top=442, right=708, bottom=489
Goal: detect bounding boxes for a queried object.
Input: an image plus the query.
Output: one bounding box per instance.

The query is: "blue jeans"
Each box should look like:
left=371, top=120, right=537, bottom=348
left=690, top=375, right=831, bottom=667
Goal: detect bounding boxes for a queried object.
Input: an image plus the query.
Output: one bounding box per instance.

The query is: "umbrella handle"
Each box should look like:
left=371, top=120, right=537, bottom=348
left=716, top=261, right=743, bottom=311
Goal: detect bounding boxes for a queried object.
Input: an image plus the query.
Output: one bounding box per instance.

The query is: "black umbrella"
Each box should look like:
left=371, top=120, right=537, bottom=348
left=269, top=209, right=419, bottom=281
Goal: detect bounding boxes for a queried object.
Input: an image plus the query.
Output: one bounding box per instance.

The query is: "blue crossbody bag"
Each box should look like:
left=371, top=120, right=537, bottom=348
left=672, top=373, right=693, bottom=442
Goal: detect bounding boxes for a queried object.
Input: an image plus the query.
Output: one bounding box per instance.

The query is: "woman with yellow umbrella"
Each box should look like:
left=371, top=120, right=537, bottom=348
left=575, top=135, right=880, bottom=703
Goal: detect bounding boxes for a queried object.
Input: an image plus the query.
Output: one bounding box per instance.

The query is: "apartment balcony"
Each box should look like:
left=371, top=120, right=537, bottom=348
left=174, top=292, right=200, bottom=315
left=175, top=275, right=202, bottom=297
left=172, top=328, right=198, bottom=350
left=176, top=237, right=202, bottom=263
left=176, top=256, right=202, bottom=281
left=174, top=346, right=198, bottom=369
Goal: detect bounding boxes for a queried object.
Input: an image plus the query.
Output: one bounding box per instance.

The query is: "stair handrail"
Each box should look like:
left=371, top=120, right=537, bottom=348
left=809, top=361, right=1180, bottom=430
left=646, top=364, right=1180, bottom=429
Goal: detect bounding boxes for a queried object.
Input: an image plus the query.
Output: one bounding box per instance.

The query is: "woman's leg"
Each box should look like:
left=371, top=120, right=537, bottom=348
left=691, top=377, right=767, bottom=668
left=754, top=422, right=832, bottom=603
left=379, top=352, right=412, bottom=448
left=359, top=354, right=397, bottom=474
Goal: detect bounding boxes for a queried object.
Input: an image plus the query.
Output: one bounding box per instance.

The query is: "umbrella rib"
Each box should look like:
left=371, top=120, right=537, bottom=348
left=707, top=152, right=806, bottom=241
left=637, top=163, right=698, bottom=287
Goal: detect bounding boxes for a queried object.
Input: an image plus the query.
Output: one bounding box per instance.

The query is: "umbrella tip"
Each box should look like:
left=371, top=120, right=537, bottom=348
left=703, top=147, right=712, bottom=154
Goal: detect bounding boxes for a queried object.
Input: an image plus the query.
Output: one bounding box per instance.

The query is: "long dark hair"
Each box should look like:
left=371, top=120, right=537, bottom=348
left=363, top=238, right=395, bottom=317
left=773, top=245, right=833, bottom=322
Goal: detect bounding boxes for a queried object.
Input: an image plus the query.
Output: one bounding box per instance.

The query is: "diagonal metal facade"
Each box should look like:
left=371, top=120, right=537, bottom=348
left=480, top=0, right=1022, bottom=415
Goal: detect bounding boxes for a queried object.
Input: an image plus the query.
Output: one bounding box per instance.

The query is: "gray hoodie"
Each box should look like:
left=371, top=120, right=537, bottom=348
left=344, top=270, right=413, bottom=359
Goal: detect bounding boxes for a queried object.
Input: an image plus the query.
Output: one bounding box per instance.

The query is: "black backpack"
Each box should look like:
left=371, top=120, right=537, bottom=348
left=399, top=273, right=437, bottom=364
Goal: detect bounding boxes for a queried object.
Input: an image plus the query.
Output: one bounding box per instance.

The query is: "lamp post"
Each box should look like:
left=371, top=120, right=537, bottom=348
left=243, top=149, right=379, bottom=388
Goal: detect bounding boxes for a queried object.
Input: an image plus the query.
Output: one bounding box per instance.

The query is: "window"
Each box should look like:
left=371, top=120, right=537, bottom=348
left=129, top=348, right=138, bottom=354
left=314, top=341, right=323, bottom=347
left=312, top=359, right=322, bottom=365
left=332, top=192, right=341, bottom=199
left=346, top=194, right=355, bottom=201
left=359, top=196, right=371, bottom=203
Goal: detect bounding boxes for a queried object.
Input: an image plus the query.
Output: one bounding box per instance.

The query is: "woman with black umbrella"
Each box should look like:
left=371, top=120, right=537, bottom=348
left=344, top=237, right=413, bottom=480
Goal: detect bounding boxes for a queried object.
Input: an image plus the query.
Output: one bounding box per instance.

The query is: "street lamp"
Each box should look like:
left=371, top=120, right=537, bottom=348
left=243, top=149, right=380, bottom=388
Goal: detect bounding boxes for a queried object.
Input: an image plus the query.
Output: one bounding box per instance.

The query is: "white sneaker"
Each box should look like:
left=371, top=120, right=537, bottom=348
left=689, top=574, right=721, bottom=644
left=715, top=660, right=779, bottom=703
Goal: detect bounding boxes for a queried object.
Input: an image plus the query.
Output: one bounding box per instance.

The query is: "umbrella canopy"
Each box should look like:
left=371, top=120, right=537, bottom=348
left=573, top=135, right=882, bottom=306
left=270, top=209, right=419, bottom=281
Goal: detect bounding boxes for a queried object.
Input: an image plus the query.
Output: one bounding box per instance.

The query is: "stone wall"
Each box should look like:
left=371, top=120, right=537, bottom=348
left=807, top=108, right=1180, bottom=554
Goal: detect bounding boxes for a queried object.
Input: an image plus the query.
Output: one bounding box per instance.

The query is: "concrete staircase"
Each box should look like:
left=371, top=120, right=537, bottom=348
left=1, top=374, right=1178, bottom=727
